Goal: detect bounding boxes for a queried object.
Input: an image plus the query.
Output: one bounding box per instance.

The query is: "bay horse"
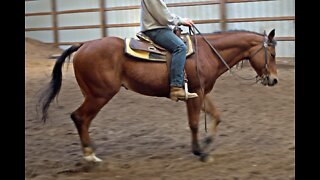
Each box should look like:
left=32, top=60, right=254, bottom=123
left=38, top=29, right=278, bottom=163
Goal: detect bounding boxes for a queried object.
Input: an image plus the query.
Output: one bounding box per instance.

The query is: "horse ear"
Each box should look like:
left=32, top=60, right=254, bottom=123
left=268, top=29, right=275, bottom=42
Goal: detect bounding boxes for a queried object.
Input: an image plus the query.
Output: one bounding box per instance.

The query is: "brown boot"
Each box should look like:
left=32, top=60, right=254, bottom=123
left=170, top=87, right=198, bottom=101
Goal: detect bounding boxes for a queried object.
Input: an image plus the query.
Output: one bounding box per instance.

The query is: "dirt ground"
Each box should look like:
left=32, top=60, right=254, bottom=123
left=25, top=38, right=295, bottom=180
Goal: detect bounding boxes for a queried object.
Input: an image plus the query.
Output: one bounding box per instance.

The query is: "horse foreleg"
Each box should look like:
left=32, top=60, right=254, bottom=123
left=186, top=94, right=213, bottom=162
left=202, top=95, right=221, bottom=144
left=71, top=96, right=109, bottom=162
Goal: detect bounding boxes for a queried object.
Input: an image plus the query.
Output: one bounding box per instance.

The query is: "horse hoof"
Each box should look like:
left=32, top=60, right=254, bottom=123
left=192, top=150, right=202, bottom=156
left=200, top=154, right=214, bottom=163
left=83, top=153, right=102, bottom=162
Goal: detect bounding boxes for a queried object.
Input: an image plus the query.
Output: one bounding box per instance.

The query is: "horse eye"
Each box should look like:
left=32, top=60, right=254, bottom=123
left=271, top=53, right=276, bottom=58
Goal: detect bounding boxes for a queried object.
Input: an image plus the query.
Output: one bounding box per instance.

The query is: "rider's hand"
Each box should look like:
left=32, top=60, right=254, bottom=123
left=181, top=18, right=194, bottom=27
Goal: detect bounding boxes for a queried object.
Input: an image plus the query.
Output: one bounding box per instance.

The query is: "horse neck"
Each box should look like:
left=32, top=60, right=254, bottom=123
left=202, top=32, right=262, bottom=76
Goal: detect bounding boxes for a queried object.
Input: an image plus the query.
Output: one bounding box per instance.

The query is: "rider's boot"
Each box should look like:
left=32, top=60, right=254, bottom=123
left=170, top=86, right=198, bottom=102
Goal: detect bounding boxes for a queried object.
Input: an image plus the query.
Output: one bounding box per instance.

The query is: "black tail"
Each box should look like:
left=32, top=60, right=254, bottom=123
left=37, top=44, right=83, bottom=123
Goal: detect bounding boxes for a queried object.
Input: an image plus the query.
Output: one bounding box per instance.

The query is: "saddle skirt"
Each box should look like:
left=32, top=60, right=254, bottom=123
left=124, top=33, right=195, bottom=62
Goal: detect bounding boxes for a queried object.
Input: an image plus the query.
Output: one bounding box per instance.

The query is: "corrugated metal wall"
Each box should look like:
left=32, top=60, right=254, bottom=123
left=225, top=0, right=295, bottom=57
left=25, top=0, right=294, bottom=57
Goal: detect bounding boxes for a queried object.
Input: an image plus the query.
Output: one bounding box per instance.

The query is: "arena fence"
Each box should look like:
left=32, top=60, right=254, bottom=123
left=25, top=0, right=295, bottom=53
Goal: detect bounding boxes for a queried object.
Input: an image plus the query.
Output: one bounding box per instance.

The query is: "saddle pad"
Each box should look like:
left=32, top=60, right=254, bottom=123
left=124, top=35, right=195, bottom=62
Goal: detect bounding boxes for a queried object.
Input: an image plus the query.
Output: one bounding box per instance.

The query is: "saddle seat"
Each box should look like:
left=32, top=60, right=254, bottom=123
left=124, top=31, right=194, bottom=62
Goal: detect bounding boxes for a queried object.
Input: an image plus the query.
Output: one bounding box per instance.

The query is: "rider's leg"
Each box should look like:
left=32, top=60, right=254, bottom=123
left=144, top=28, right=198, bottom=101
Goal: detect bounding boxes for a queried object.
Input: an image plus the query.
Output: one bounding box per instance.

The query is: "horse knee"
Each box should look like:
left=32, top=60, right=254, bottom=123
left=189, top=122, right=199, bottom=132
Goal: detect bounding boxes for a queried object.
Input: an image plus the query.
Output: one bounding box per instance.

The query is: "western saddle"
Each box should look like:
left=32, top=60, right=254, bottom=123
left=124, top=26, right=194, bottom=62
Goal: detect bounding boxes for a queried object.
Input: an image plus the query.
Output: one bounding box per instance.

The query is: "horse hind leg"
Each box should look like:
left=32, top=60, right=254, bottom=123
left=71, top=95, right=113, bottom=162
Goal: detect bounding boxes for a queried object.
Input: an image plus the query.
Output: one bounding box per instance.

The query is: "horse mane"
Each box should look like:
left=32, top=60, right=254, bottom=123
left=202, top=29, right=277, bottom=46
left=211, top=29, right=262, bottom=35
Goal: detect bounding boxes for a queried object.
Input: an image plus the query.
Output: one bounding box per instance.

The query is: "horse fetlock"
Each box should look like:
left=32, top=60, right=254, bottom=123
left=83, top=153, right=102, bottom=163
left=202, top=136, right=216, bottom=156
left=192, top=143, right=202, bottom=156
left=203, top=136, right=214, bottom=145
left=82, top=147, right=102, bottom=162
left=83, top=147, right=94, bottom=156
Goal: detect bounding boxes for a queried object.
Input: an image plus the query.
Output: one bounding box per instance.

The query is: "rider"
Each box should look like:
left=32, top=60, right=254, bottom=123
left=140, top=0, right=198, bottom=101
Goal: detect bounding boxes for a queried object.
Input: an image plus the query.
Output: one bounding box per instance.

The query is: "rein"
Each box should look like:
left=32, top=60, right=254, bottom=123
left=191, top=26, right=208, bottom=132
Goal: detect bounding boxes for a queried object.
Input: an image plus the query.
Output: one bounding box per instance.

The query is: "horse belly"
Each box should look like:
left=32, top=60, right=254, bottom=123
left=122, top=61, right=170, bottom=97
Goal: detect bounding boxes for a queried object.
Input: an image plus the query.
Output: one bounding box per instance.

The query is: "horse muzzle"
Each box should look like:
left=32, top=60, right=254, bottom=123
left=260, top=74, right=278, bottom=86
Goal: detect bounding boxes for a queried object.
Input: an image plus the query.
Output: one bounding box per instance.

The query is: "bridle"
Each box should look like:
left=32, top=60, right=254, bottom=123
left=248, top=31, right=272, bottom=76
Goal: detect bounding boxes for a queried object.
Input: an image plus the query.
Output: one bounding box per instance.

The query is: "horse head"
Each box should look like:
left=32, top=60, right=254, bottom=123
left=247, top=29, right=278, bottom=86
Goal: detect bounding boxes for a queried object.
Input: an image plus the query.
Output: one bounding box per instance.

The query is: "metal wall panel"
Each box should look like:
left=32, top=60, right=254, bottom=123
left=226, top=0, right=295, bottom=57
left=58, top=12, right=100, bottom=27
left=227, top=21, right=294, bottom=37
left=25, top=0, right=295, bottom=57
left=56, top=0, right=99, bottom=11
left=171, top=4, right=220, bottom=21
left=108, top=27, right=141, bottom=38
left=25, top=15, right=52, bottom=28
left=106, top=9, right=140, bottom=25
left=25, top=0, right=51, bottom=13
left=276, top=41, right=295, bottom=57
left=227, top=0, right=294, bottom=19
left=55, top=0, right=101, bottom=45
left=59, top=29, right=101, bottom=42
left=166, top=0, right=210, bottom=3
left=105, top=0, right=140, bottom=7
left=25, top=0, right=53, bottom=43
left=25, top=31, right=54, bottom=43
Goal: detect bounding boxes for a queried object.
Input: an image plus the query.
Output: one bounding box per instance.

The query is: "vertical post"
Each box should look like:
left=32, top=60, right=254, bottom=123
left=100, top=0, right=107, bottom=37
left=51, top=0, right=59, bottom=46
left=220, top=0, right=227, bottom=31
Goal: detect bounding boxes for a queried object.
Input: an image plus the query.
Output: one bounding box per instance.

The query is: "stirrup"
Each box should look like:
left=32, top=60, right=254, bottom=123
left=170, top=86, right=198, bottom=102
left=184, top=82, right=189, bottom=100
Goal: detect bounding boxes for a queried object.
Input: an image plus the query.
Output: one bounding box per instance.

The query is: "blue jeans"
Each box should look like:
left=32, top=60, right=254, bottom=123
left=144, top=28, right=187, bottom=87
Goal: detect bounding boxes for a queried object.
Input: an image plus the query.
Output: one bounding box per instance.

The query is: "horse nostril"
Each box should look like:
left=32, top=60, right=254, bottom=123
left=273, top=78, right=278, bottom=85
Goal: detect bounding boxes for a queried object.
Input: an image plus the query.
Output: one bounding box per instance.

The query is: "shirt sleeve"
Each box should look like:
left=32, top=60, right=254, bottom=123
left=143, top=0, right=187, bottom=26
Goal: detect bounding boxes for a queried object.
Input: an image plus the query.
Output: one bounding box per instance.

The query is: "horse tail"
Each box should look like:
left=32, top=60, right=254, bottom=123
left=38, top=43, right=83, bottom=123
